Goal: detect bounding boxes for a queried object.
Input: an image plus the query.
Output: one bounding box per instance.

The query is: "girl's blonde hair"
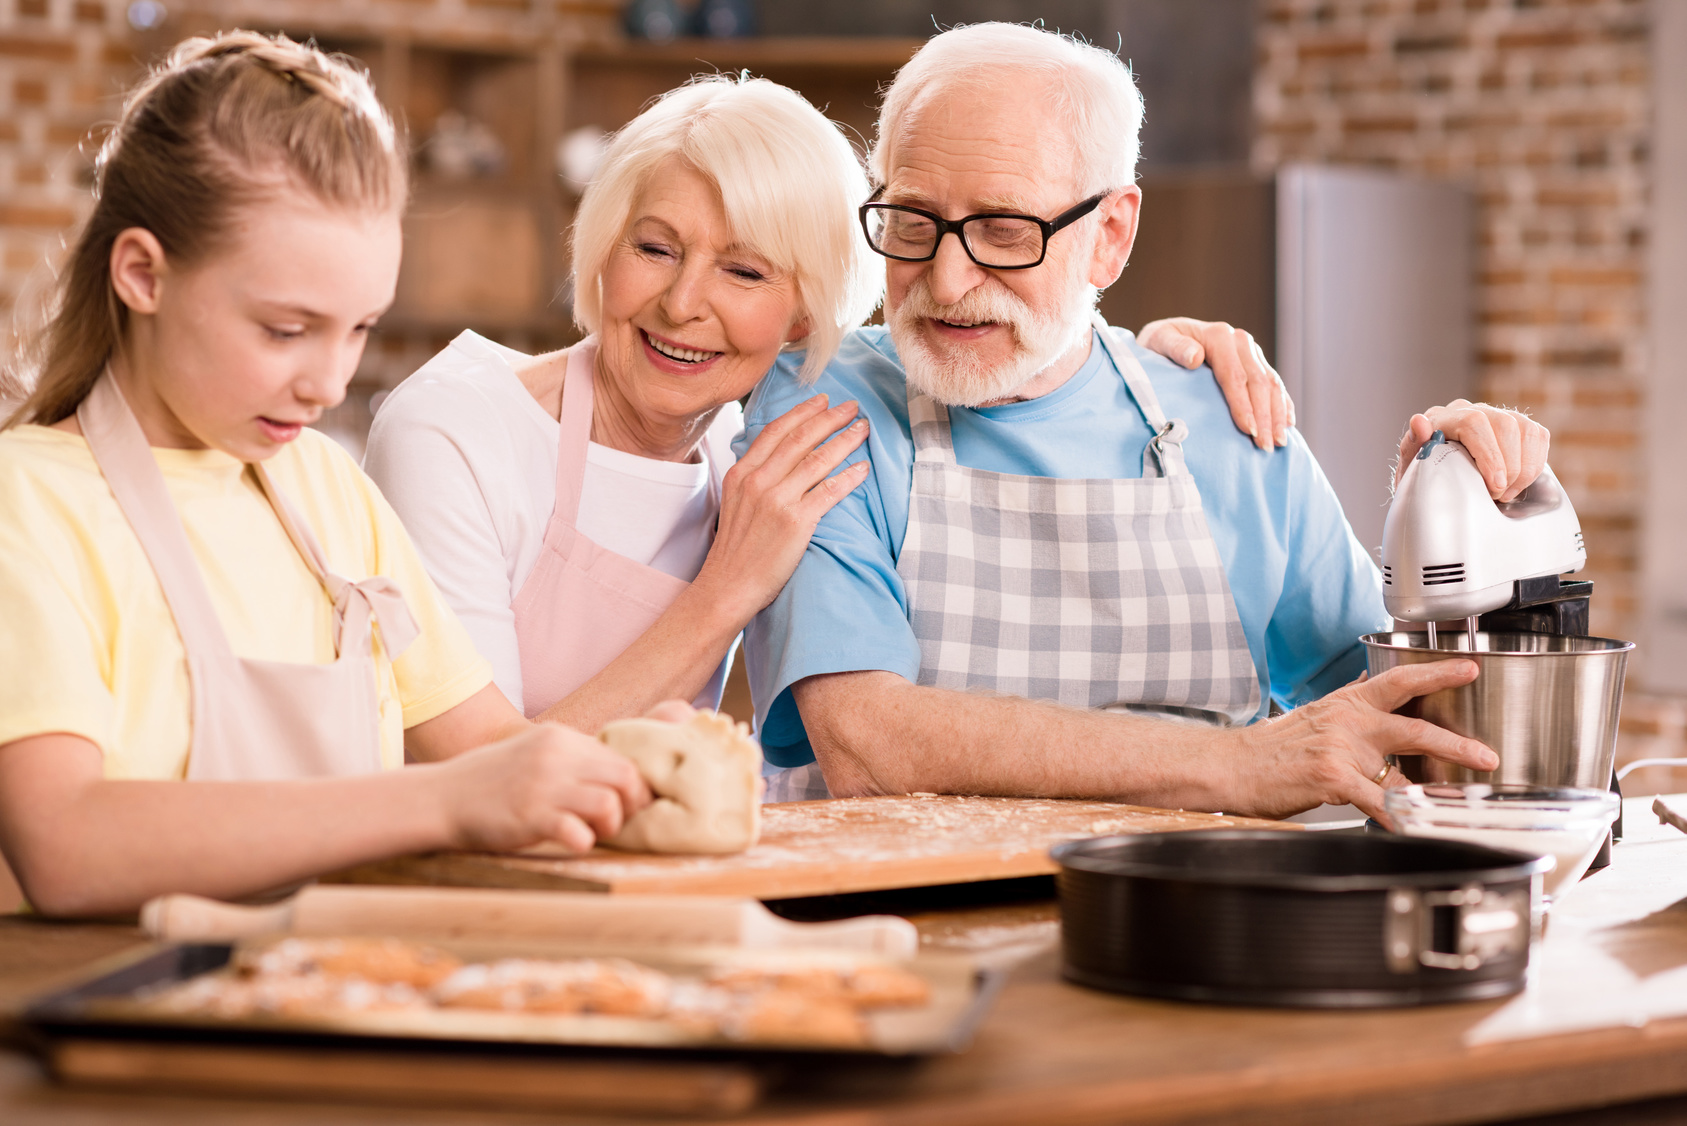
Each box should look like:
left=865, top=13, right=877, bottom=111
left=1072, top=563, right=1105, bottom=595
left=570, top=75, right=880, bottom=383
left=3, top=30, right=406, bottom=429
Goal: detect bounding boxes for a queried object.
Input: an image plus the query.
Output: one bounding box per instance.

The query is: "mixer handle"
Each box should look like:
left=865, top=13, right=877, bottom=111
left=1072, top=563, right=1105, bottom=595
left=1414, top=430, right=1446, bottom=461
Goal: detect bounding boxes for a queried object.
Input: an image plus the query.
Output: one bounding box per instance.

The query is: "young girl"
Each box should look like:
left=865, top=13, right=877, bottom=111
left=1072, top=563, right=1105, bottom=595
left=0, top=31, right=655, bottom=917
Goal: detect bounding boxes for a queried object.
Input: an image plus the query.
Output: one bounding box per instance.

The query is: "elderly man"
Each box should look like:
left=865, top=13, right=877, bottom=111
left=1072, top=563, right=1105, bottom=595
left=737, top=23, right=1546, bottom=822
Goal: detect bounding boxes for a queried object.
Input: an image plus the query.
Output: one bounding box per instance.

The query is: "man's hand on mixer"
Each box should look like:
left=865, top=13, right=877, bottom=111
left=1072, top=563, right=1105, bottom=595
left=1226, top=661, right=1499, bottom=825
left=1396, top=401, right=1551, bottom=502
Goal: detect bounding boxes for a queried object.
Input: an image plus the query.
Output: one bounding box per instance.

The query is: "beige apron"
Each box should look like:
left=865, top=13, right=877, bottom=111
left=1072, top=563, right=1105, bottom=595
left=510, top=340, right=730, bottom=718
left=77, top=372, right=419, bottom=781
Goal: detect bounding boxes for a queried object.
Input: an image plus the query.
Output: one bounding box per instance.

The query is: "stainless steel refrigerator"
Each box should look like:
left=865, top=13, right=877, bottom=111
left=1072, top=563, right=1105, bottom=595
left=1101, top=163, right=1474, bottom=561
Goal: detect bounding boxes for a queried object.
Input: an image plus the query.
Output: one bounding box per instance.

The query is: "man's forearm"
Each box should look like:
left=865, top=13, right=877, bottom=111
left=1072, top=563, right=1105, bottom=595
left=793, top=671, right=1234, bottom=808
left=794, top=661, right=1502, bottom=822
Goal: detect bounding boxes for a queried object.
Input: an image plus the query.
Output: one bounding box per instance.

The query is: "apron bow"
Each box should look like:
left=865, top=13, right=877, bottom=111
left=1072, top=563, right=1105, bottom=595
left=329, top=574, right=420, bottom=661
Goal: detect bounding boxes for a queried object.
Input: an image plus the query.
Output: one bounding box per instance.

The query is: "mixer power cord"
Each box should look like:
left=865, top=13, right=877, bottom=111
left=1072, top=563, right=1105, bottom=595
left=1616, top=758, right=1687, bottom=781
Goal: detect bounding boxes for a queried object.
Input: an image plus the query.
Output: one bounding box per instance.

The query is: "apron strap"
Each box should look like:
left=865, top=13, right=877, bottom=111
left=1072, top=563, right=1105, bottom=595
left=1090, top=314, right=1192, bottom=480
left=705, top=428, right=726, bottom=508
left=77, top=371, right=238, bottom=661
left=904, top=387, right=959, bottom=465
left=548, top=335, right=724, bottom=521
left=252, top=462, right=419, bottom=661
left=550, top=339, right=597, bottom=526
left=78, top=370, right=416, bottom=666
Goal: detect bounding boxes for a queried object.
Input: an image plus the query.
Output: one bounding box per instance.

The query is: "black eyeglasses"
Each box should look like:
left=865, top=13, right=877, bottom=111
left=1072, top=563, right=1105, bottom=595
left=858, top=190, right=1109, bottom=270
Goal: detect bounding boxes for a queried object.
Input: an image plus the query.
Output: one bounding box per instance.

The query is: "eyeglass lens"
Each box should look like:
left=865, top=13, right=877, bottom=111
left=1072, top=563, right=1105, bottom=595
left=865, top=208, right=1046, bottom=268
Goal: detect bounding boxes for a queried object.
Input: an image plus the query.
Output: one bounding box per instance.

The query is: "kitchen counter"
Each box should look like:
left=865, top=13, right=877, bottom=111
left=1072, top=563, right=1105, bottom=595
left=1, top=795, right=1684, bottom=1126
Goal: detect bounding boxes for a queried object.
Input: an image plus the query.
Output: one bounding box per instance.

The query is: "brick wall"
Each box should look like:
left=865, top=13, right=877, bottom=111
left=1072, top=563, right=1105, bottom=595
left=1254, top=0, right=1651, bottom=646
left=0, top=0, right=617, bottom=421
left=0, top=0, right=133, bottom=367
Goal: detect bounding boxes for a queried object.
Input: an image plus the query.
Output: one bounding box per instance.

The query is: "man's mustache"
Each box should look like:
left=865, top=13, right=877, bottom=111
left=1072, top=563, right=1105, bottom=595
left=894, top=279, right=1033, bottom=342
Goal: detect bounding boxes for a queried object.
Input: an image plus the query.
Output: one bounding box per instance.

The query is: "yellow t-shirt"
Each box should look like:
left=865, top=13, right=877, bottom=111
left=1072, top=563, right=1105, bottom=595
left=0, top=423, right=494, bottom=778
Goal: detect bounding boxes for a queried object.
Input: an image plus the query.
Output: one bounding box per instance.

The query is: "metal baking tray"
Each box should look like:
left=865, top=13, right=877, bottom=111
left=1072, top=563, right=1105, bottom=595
left=23, top=938, right=1003, bottom=1058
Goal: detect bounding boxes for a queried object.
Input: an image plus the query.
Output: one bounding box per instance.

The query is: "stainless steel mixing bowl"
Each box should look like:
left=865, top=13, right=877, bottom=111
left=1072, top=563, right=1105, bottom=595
left=1360, top=632, right=1633, bottom=787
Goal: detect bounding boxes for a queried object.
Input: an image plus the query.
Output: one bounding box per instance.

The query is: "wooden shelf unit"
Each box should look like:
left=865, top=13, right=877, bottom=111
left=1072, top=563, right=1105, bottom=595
left=293, top=28, right=917, bottom=371
left=190, top=21, right=919, bottom=450
left=566, top=36, right=920, bottom=164
left=310, top=30, right=575, bottom=357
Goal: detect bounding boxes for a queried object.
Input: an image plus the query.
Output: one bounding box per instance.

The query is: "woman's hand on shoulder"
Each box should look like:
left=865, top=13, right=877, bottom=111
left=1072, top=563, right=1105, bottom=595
left=694, top=392, right=870, bottom=625
left=432, top=723, right=652, bottom=854
left=1137, top=317, right=1292, bottom=452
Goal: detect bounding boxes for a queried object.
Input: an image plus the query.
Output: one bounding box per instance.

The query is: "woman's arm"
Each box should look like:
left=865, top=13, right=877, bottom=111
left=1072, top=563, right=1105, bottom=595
left=1138, top=317, right=1293, bottom=451
left=535, top=393, right=869, bottom=731
left=0, top=724, right=650, bottom=917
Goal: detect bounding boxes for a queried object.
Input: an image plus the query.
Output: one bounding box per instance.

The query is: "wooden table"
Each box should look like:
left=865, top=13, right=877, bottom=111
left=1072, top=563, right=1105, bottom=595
left=2, top=796, right=1686, bottom=1126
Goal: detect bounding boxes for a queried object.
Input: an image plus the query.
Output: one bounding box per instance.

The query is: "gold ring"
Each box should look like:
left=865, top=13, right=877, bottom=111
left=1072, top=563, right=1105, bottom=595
left=1370, top=763, right=1392, bottom=786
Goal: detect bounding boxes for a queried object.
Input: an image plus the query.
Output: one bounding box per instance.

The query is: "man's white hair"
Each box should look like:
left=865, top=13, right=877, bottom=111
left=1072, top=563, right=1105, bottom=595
left=571, top=75, right=881, bottom=382
left=869, top=22, right=1144, bottom=196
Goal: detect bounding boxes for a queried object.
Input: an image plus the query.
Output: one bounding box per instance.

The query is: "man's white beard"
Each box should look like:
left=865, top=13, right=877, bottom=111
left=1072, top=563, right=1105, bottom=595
left=889, top=268, right=1098, bottom=407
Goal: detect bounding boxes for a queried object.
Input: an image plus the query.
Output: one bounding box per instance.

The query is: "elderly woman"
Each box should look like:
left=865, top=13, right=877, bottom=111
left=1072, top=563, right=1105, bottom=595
left=363, top=76, right=1284, bottom=733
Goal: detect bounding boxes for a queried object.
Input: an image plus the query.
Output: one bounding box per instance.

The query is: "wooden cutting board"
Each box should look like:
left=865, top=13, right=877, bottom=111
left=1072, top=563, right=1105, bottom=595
left=328, top=795, right=1299, bottom=899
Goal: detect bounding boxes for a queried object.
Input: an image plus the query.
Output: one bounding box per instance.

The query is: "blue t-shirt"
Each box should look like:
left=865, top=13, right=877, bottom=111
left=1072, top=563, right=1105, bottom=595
left=736, top=325, right=1388, bottom=768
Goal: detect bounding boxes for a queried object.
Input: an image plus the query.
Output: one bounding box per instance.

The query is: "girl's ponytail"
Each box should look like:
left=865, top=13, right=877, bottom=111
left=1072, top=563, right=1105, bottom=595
left=4, top=30, right=407, bottom=428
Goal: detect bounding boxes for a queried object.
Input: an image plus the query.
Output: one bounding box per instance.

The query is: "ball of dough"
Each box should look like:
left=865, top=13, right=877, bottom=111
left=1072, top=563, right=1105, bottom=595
left=598, top=710, right=762, bottom=854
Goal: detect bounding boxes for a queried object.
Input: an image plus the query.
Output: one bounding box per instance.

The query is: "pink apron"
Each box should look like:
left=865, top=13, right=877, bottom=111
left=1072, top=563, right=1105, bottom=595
left=76, top=372, right=419, bottom=780
left=511, top=340, right=729, bottom=718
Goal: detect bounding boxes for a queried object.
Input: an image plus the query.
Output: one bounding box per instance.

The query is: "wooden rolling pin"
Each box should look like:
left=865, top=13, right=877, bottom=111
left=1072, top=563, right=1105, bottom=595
left=140, top=885, right=920, bottom=956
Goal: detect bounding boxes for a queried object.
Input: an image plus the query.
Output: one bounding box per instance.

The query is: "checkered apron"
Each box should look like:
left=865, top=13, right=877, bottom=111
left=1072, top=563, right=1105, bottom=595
left=763, top=322, right=1260, bottom=804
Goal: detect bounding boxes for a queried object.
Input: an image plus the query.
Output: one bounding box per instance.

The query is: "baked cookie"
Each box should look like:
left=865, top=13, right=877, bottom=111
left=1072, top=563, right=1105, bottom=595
left=844, top=964, right=933, bottom=1009
left=707, top=963, right=931, bottom=1009
left=149, top=971, right=428, bottom=1017
left=727, top=988, right=867, bottom=1046
left=434, top=957, right=671, bottom=1016
left=708, top=965, right=849, bottom=998
left=235, top=937, right=461, bottom=988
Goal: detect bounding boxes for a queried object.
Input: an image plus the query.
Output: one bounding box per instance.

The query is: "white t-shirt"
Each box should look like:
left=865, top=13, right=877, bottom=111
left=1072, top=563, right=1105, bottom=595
left=364, top=331, right=740, bottom=711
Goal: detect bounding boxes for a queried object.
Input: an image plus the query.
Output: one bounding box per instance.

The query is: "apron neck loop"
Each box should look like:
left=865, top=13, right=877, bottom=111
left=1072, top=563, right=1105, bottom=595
left=1146, top=418, right=1192, bottom=479
left=1090, top=315, right=1190, bottom=480
left=904, top=386, right=959, bottom=466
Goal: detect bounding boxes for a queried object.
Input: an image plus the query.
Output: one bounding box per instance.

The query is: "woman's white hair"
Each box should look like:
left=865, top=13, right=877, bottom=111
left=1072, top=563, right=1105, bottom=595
left=869, top=23, right=1144, bottom=197
left=571, top=75, right=880, bottom=382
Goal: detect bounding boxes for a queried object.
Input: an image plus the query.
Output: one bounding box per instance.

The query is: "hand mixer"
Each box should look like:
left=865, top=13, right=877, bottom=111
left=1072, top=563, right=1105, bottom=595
left=1377, top=430, right=1625, bottom=865
left=1381, top=430, right=1587, bottom=646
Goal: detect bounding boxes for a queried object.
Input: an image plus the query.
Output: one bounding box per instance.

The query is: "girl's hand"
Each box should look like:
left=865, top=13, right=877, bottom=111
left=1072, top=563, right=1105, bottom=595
left=435, top=723, right=653, bottom=854
left=1138, top=317, right=1293, bottom=451
left=694, top=393, right=870, bottom=623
